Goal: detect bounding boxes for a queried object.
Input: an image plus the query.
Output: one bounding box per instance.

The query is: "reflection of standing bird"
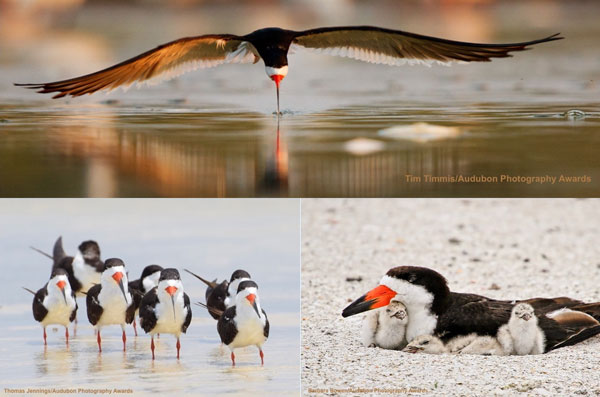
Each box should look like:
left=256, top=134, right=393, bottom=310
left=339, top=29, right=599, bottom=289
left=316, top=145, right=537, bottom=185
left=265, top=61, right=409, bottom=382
left=184, top=269, right=228, bottom=320
left=15, top=27, right=562, bottom=113
left=217, top=280, right=269, bottom=366
left=139, top=269, right=192, bottom=360
left=86, top=258, right=136, bottom=352
left=24, top=268, right=77, bottom=346
left=129, top=265, right=163, bottom=335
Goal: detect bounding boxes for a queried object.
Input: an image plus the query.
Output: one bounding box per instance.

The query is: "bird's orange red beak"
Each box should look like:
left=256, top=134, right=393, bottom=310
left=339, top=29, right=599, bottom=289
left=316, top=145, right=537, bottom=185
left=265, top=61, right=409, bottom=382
left=270, top=74, right=284, bottom=88
left=342, top=285, right=396, bottom=318
left=112, top=272, right=123, bottom=282
left=56, top=280, right=66, bottom=290
left=165, top=286, right=178, bottom=296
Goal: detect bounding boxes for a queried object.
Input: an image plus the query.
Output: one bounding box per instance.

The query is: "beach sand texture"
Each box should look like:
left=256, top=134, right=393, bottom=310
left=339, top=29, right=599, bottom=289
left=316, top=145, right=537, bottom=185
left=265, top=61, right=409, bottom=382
left=302, top=199, right=600, bottom=396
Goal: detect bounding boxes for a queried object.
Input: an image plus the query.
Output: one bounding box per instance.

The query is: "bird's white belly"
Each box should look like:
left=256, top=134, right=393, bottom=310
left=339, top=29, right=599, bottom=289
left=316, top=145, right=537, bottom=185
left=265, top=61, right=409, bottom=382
left=73, top=256, right=100, bottom=293
left=97, top=293, right=127, bottom=327
left=41, top=301, right=74, bottom=327
left=152, top=301, right=186, bottom=336
left=230, top=317, right=266, bottom=348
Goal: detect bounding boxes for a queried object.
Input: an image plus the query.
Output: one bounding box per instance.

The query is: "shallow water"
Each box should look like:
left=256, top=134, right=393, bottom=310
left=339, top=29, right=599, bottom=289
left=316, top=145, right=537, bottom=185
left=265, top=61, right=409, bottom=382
left=0, top=2, right=599, bottom=198
left=0, top=200, right=300, bottom=395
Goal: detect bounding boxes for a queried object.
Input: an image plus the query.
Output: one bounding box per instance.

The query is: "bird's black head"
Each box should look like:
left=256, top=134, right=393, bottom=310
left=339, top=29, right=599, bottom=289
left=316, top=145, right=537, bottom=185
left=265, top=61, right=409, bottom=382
left=104, top=258, right=125, bottom=269
left=50, top=267, right=69, bottom=278
left=230, top=269, right=251, bottom=282
left=141, top=264, right=164, bottom=280
left=237, top=280, right=259, bottom=294
left=79, top=240, right=100, bottom=260
left=159, top=268, right=181, bottom=282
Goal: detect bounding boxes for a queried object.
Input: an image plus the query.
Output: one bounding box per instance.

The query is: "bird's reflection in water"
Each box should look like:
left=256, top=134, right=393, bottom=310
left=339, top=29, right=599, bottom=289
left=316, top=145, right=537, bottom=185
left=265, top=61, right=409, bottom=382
left=260, top=121, right=289, bottom=196
left=35, top=345, right=76, bottom=376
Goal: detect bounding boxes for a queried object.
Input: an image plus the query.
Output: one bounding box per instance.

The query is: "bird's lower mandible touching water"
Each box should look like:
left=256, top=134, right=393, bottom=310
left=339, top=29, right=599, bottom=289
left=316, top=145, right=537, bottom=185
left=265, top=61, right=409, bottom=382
left=15, top=26, right=562, bottom=115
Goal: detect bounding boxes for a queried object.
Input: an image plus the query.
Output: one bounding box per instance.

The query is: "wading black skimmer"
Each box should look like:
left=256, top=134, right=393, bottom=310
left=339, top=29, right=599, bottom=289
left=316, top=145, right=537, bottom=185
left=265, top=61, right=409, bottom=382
left=129, top=264, right=164, bottom=336
left=15, top=27, right=562, bottom=114
left=212, top=280, right=269, bottom=366
left=86, top=258, right=135, bottom=352
left=139, top=268, right=192, bottom=360
left=362, top=299, right=408, bottom=350
left=342, top=266, right=600, bottom=352
left=31, top=236, right=104, bottom=296
left=184, top=269, right=228, bottom=320
left=23, top=268, right=77, bottom=346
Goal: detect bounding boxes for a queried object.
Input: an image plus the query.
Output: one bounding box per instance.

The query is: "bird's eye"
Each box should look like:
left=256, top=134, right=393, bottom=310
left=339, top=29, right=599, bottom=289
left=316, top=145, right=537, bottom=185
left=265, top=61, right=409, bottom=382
left=422, top=340, right=429, bottom=345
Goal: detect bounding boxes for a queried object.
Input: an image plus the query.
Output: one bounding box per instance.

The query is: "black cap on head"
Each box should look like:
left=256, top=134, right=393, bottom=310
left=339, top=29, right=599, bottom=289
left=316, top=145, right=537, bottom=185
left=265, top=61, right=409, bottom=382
left=159, top=268, right=181, bottom=281
left=50, top=268, right=69, bottom=278
left=230, top=269, right=251, bottom=282
left=141, top=265, right=164, bottom=280
left=237, top=280, right=258, bottom=294
left=104, top=258, right=125, bottom=269
left=79, top=240, right=100, bottom=259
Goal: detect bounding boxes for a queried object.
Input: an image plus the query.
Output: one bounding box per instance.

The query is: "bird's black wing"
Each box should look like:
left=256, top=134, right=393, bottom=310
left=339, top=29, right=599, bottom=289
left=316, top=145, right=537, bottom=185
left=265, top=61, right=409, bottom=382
left=15, top=35, right=260, bottom=98
left=70, top=288, right=78, bottom=323
left=262, top=309, right=270, bottom=339
left=139, top=287, right=159, bottom=333
left=206, top=281, right=228, bottom=320
left=52, top=236, right=67, bottom=265
left=436, top=295, right=513, bottom=340
left=32, top=285, right=49, bottom=322
left=182, top=293, right=192, bottom=333
left=217, top=306, right=238, bottom=346
left=125, top=296, right=136, bottom=324
left=292, top=26, right=562, bottom=65
left=86, top=284, right=103, bottom=326
left=129, top=280, right=144, bottom=310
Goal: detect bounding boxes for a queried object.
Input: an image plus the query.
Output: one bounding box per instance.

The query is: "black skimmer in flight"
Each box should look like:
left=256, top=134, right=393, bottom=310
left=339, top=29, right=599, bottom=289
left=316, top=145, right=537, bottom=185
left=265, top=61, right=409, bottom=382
left=86, top=258, right=135, bottom=352
left=139, top=268, right=192, bottom=360
left=128, top=264, right=164, bottom=336
left=342, top=266, right=600, bottom=352
left=362, top=299, right=408, bottom=350
left=23, top=268, right=77, bottom=346
left=14, top=27, right=562, bottom=114
left=213, top=280, right=269, bottom=366
left=184, top=269, right=228, bottom=320
left=497, top=303, right=545, bottom=355
left=31, top=236, right=104, bottom=296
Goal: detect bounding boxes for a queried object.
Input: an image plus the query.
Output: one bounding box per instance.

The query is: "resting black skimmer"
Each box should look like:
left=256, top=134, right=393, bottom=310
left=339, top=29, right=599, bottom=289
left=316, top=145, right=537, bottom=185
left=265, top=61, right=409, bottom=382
left=129, top=264, right=164, bottom=335
left=86, top=258, right=135, bottom=352
left=23, top=268, right=77, bottom=346
left=184, top=269, right=228, bottom=320
left=15, top=27, right=562, bottom=113
left=342, top=266, right=600, bottom=352
left=31, top=236, right=104, bottom=296
left=215, top=280, right=269, bottom=366
left=139, top=269, right=192, bottom=360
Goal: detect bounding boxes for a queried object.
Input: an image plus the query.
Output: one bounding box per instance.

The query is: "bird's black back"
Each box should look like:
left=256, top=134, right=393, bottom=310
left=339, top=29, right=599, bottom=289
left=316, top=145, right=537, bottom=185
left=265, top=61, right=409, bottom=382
left=217, top=306, right=238, bottom=346
left=139, top=287, right=159, bottom=333
left=85, top=284, right=103, bottom=325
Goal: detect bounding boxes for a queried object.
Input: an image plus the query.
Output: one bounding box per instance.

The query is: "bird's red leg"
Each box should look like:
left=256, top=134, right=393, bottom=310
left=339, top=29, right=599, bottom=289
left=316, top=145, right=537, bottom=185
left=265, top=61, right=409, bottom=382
left=176, top=338, right=181, bottom=360
left=231, top=352, right=236, bottom=367
left=43, top=327, right=47, bottom=345
left=122, top=330, right=127, bottom=351
left=151, top=336, right=155, bottom=360
left=133, top=319, right=138, bottom=337
left=259, top=349, right=264, bottom=366
left=97, top=330, right=102, bottom=352
left=73, top=318, right=77, bottom=336
left=65, top=327, right=69, bottom=346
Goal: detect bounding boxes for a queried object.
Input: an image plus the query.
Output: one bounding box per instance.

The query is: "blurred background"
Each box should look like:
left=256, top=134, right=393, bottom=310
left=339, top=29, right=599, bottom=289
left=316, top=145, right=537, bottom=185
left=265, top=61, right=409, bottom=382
left=0, top=0, right=599, bottom=197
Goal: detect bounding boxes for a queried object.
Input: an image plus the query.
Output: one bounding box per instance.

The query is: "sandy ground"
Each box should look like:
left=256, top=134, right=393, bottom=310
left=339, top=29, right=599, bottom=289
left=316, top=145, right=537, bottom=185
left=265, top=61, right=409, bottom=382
left=301, top=199, right=600, bottom=397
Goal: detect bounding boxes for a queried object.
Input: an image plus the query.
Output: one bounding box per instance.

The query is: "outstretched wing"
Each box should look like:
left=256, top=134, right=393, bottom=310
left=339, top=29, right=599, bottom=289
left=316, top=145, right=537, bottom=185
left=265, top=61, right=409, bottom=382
left=292, top=26, right=562, bottom=66
left=15, top=35, right=260, bottom=98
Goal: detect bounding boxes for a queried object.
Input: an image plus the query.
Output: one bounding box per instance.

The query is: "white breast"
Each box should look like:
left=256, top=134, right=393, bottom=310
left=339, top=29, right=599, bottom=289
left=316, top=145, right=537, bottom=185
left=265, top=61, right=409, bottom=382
left=72, top=253, right=101, bottom=294
left=229, top=307, right=267, bottom=349
left=96, top=287, right=129, bottom=328
left=151, top=294, right=187, bottom=336
left=42, top=293, right=76, bottom=327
